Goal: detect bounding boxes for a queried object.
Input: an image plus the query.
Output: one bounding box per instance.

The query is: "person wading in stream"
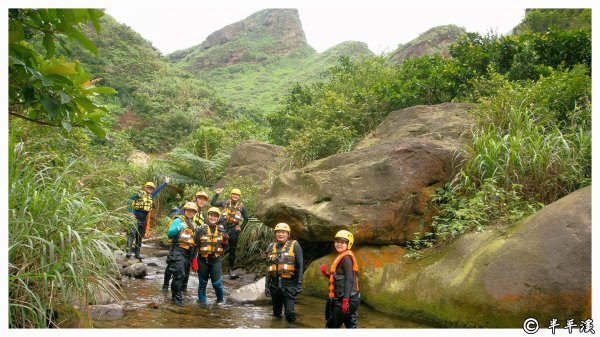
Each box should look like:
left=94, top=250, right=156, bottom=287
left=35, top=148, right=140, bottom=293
left=162, top=191, right=209, bottom=293
left=264, top=223, right=304, bottom=323
left=191, top=207, right=229, bottom=304
left=319, top=230, right=360, bottom=328
left=127, top=176, right=170, bottom=259
left=166, top=202, right=198, bottom=306
left=210, top=187, right=248, bottom=279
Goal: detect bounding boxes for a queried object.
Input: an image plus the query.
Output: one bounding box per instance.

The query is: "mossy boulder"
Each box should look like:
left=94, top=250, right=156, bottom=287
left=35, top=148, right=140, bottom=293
left=257, top=103, right=475, bottom=245
left=303, top=186, right=591, bottom=327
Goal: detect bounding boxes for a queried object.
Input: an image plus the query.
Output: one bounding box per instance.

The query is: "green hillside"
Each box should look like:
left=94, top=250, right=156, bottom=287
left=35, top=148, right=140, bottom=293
left=72, top=15, right=232, bottom=152
left=169, top=9, right=374, bottom=115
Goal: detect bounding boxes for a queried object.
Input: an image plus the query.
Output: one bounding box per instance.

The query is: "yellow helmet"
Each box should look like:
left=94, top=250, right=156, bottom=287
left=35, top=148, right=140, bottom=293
left=274, top=223, right=291, bottom=233
left=195, top=191, right=209, bottom=200
left=231, top=188, right=242, bottom=197
left=335, top=230, right=354, bottom=249
left=144, top=181, right=156, bottom=189
left=207, top=207, right=221, bottom=216
left=182, top=202, right=198, bottom=212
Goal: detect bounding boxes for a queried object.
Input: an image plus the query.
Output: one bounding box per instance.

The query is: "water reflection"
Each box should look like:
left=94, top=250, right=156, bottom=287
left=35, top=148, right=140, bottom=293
left=94, top=250, right=428, bottom=328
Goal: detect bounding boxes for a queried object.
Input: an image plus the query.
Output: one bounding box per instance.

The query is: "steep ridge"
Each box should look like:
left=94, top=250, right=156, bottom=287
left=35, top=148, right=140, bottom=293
left=388, top=24, right=466, bottom=63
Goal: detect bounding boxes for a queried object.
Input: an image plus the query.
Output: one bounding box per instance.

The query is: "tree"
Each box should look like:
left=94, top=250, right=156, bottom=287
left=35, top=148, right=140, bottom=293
left=8, top=9, right=116, bottom=137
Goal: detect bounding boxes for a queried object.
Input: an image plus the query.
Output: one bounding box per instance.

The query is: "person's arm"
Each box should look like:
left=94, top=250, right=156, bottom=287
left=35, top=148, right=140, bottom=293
left=151, top=182, right=167, bottom=199
left=192, top=226, right=204, bottom=259
left=294, top=242, right=304, bottom=283
left=210, top=192, right=225, bottom=207
left=219, top=225, right=229, bottom=249
left=167, top=218, right=185, bottom=238
left=342, top=256, right=354, bottom=299
left=240, top=206, right=249, bottom=230
left=127, top=194, right=139, bottom=214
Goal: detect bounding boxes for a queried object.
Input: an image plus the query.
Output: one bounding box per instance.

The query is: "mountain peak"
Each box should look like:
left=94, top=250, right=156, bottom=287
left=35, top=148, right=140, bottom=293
left=202, top=9, right=308, bottom=50
left=168, top=8, right=313, bottom=68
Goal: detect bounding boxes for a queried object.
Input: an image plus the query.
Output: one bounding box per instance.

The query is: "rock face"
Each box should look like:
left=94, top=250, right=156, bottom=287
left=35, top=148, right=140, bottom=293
left=388, top=25, right=466, bottom=63
left=302, top=186, right=591, bottom=327
left=215, top=141, right=286, bottom=189
left=228, top=277, right=270, bottom=304
left=122, top=263, right=147, bottom=279
left=169, top=9, right=314, bottom=68
left=257, top=103, right=475, bottom=245
left=203, top=9, right=307, bottom=52
left=90, top=304, right=124, bottom=321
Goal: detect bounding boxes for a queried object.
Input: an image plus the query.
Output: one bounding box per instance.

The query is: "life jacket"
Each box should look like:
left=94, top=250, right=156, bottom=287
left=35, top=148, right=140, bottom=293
left=197, top=224, right=225, bottom=257
left=328, top=250, right=359, bottom=299
left=267, top=240, right=297, bottom=279
left=166, top=216, right=195, bottom=249
left=221, top=199, right=243, bottom=224
left=133, top=191, right=153, bottom=212
left=194, top=211, right=206, bottom=226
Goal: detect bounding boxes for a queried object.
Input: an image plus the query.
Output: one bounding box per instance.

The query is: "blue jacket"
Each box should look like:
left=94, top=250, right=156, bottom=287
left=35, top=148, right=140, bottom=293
left=167, top=217, right=192, bottom=238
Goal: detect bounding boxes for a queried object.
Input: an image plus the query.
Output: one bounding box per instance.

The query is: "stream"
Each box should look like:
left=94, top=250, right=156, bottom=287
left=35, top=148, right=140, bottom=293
left=93, top=246, right=430, bottom=328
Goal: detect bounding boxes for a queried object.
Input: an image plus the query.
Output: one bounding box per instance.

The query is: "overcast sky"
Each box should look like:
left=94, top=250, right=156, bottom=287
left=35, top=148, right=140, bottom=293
left=105, top=7, right=526, bottom=55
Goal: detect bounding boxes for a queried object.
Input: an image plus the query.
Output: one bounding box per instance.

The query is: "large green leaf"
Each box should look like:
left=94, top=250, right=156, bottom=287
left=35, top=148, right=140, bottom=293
left=43, top=34, right=56, bottom=58
left=69, top=27, right=97, bottom=55
left=41, top=94, right=60, bottom=119
left=8, top=20, right=25, bottom=43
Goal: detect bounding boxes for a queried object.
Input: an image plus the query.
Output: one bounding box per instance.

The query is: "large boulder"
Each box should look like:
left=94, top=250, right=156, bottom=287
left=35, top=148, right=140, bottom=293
left=122, top=263, right=147, bottom=279
left=303, top=186, right=591, bottom=327
left=90, top=304, right=124, bottom=321
left=356, top=102, right=475, bottom=150
left=228, top=277, right=270, bottom=304
left=215, top=141, right=286, bottom=190
left=257, top=103, right=475, bottom=245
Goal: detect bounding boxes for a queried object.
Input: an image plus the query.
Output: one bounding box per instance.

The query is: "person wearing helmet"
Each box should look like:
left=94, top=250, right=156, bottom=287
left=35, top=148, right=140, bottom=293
left=211, top=187, right=248, bottom=279
left=166, top=201, right=198, bottom=306
left=265, top=222, right=304, bottom=322
left=319, top=230, right=360, bottom=328
left=191, top=207, right=229, bottom=304
left=126, top=176, right=171, bottom=259
left=162, top=191, right=210, bottom=293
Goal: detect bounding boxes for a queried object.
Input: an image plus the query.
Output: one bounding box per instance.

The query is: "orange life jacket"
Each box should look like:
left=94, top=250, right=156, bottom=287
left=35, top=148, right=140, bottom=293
left=328, top=250, right=359, bottom=299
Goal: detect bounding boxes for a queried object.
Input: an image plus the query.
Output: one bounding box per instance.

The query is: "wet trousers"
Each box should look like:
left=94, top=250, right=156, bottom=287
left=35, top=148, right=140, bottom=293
left=167, top=245, right=192, bottom=305
left=127, top=212, right=148, bottom=256
left=197, top=255, right=224, bottom=304
left=325, top=295, right=360, bottom=328
left=268, top=278, right=300, bottom=322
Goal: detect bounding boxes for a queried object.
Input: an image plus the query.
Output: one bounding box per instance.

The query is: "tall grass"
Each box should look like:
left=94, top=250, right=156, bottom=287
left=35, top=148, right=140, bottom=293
left=456, top=65, right=591, bottom=204
left=235, top=220, right=273, bottom=274
left=9, top=135, right=123, bottom=328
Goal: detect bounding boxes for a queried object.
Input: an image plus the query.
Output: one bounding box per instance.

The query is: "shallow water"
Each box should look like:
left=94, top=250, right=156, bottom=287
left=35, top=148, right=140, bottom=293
left=93, top=247, right=429, bottom=328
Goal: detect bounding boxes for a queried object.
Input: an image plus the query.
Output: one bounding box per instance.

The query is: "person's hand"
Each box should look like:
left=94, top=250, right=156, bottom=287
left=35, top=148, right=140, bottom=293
left=165, top=176, right=171, bottom=184
left=222, top=234, right=229, bottom=245
left=319, top=264, right=330, bottom=278
left=264, top=288, right=271, bottom=297
left=235, top=225, right=241, bottom=231
left=296, top=282, right=302, bottom=295
left=191, top=258, right=198, bottom=272
left=342, top=298, right=349, bottom=314
left=215, top=187, right=223, bottom=194
left=128, top=213, right=136, bottom=218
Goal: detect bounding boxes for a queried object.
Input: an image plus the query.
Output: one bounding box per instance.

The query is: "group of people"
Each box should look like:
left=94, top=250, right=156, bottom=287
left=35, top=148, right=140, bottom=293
left=127, top=179, right=361, bottom=328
